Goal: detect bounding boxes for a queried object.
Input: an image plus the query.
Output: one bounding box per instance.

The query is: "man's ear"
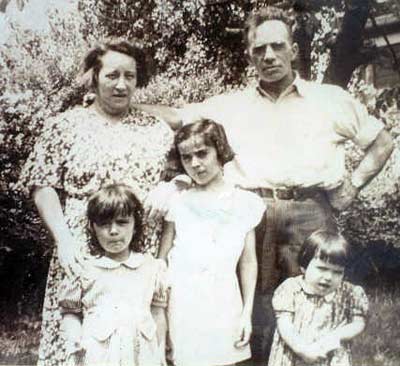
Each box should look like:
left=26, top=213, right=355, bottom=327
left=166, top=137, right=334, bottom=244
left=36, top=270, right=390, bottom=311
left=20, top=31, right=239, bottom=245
left=291, top=42, right=299, bottom=61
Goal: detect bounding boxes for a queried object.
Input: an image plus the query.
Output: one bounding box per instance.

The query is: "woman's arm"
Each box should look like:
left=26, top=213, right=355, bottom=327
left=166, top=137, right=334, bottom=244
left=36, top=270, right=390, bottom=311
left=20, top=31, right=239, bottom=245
left=235, top=230, right=257, bottom=348
left=131, top=103, right=182, bottom=130
left=33, top=186, right=78, bottom=276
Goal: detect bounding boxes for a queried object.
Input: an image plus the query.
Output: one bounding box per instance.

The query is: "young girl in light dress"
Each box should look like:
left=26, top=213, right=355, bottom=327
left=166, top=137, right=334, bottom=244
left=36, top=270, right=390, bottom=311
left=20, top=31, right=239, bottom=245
left=58, top=184, right=166, bottom=366
left=268, top=230, right=369, bottom=366
left=158, top=119, right=265, bottom=366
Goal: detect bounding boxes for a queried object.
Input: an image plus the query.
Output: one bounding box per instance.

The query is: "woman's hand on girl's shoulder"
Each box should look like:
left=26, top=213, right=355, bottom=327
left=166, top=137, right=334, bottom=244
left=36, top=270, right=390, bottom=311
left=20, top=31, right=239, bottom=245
left=144, top=177, right=191, bottom=221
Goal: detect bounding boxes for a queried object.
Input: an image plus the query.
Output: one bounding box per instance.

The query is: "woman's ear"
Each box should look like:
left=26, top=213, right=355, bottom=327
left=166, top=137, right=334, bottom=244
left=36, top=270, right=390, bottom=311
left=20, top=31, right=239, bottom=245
left=300, top=266, right=306, bottom=274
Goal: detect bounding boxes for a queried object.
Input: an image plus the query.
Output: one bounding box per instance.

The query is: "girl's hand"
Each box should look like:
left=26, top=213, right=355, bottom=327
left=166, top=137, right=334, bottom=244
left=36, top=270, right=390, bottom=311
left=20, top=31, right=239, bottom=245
left=234, top=314, right=252, bottom=348
left=314, top=334, right=341, bottom=354
left=299, top=343, right=328, bottom=364
left=66, top=343, right=86, bottom=366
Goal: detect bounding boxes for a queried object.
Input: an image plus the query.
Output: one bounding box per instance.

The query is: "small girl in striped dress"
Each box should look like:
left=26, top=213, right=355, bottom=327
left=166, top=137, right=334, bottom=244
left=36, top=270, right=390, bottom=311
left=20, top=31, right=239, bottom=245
left=58, top=184, right=166, bottom=366
left=268, top=230, right=369, bottom=366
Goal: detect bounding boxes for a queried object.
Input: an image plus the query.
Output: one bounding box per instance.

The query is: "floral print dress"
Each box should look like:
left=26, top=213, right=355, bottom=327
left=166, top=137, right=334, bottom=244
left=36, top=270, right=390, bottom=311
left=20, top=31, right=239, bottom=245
left=15, top=106, right=173, bottom=366
left=268, top=276, right=369, bottom=366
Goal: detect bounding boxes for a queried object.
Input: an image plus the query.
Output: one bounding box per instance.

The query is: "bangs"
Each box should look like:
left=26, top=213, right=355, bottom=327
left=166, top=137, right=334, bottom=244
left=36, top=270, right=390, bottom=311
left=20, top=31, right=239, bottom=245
left=87, top=188, right=138, bottom=225
left=89, top=200, right=135, bottom=225
left=315, top=243, right=348, bottom=267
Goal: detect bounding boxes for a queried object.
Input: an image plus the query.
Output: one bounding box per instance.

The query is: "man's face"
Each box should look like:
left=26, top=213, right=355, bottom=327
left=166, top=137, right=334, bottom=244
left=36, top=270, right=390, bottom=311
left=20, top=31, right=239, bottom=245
left=248, top=20, right=298, bottom=85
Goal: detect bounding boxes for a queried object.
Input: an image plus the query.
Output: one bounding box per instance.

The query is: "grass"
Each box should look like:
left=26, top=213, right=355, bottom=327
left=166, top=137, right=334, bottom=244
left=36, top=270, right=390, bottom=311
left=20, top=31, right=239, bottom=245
left=1, top=287, right=399, bottom=365
left=352, top=287, right=400, bottom=366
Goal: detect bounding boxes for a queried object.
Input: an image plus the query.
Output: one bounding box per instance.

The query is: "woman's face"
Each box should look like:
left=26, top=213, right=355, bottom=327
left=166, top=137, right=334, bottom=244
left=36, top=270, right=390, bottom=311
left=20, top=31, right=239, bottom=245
left=95, top=50, right=137, bottom=117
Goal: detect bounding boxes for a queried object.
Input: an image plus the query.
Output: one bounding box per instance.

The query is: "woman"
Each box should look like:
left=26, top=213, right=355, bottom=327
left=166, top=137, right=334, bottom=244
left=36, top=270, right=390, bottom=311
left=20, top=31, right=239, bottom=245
left=15, top=39, right=174, bottom=366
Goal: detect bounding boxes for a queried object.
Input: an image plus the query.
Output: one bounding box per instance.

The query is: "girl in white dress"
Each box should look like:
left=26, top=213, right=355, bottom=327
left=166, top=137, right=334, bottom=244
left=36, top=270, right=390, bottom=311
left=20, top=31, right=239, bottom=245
left=59, top=184, right=166, bottom=366
left=158, top=119, right=265, bottom=366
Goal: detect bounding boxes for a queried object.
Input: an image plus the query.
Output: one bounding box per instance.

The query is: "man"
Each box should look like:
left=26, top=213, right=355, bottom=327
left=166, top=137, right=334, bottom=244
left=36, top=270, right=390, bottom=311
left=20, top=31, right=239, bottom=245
left=141, top=6, right=394, bottom=363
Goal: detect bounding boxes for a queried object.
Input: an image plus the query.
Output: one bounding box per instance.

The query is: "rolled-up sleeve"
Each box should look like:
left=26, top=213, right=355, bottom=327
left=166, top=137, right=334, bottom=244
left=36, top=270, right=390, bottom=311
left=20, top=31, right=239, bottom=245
left=333, top=88, right=384, bottom=150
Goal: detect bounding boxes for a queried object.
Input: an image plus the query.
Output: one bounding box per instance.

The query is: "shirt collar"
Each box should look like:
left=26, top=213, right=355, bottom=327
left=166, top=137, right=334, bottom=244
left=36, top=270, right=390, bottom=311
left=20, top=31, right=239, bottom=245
left=92, top=252, right=145, bottom=270
left=299, top=276, right=336, bottom=303
left=256, top=72, right=309, bottom=100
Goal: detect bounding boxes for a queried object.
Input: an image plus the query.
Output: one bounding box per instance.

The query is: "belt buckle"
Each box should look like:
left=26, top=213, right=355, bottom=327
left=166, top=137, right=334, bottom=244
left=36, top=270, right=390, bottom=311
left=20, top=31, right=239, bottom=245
left=274, top=188, right=294, bottom=200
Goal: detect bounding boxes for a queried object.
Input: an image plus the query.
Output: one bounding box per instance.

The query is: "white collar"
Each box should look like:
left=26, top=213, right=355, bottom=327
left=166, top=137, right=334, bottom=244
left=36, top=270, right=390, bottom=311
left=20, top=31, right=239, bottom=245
left=92, top=252, right=145, bottom=270
left=299, top=276, right=337, bottom=303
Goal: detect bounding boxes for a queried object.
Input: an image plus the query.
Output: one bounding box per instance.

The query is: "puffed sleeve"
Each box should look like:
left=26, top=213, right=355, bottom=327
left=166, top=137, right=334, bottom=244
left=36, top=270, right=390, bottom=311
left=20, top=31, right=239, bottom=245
left=350, top=285, right=369, bottom=319
left=332, top=87, right=384, bottom=150
left=272, top=278, right=299, bottom=316
left=58, top=274, right=83, bottom=314
left=165, top=191, right=182, bottom=223
left=14, top=114, right=72, bottom=198
left=238, top=190, right=266, bottom=231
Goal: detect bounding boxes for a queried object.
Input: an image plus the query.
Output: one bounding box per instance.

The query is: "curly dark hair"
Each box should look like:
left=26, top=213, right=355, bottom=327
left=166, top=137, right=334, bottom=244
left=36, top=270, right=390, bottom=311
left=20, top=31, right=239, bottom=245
left=244, top=6, right=295, bottom=50
left=174, top=118, right=235, bottom=174
left=298, top=230, right=350, bottom=269
left=80, top=39, right=150, bottom=90
left=86, top=184, right=144, bottom=257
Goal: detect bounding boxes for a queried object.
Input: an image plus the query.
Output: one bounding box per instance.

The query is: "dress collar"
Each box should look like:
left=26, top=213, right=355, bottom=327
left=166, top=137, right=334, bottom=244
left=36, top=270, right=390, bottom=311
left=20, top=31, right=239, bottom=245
left=92, top=252, right=145, bottom=270
left=299, top=276, right=336, bottom=303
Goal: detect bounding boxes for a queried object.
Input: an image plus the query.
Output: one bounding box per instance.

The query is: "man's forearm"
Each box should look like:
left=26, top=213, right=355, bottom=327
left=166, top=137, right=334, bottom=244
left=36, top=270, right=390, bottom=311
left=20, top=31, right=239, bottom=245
left=352, top=129, right=394, bottom=189
left=131, top=103, right=182, bottom=130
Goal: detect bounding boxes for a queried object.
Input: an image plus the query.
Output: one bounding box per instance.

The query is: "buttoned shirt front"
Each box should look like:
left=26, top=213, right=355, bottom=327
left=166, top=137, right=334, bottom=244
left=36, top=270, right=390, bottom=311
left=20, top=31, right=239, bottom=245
left=180, top=77, right=384, bottom=190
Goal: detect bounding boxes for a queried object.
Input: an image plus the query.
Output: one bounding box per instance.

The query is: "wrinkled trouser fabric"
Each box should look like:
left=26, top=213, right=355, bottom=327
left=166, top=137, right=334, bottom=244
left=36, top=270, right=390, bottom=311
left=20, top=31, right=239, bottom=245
left=250, top=191, right=337, bottom=364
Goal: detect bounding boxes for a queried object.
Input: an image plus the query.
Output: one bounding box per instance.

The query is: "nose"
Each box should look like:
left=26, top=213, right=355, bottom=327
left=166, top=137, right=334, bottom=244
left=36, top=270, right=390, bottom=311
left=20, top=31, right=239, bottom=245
left=115, top=76, right=127, bottom=91
left=191, top=156, right=201, bottom=169
left=323, top=271, right=333, bottom=281
left=263, top=45, right=276, bottom=60
left=109, top=222, right=119, bottom=235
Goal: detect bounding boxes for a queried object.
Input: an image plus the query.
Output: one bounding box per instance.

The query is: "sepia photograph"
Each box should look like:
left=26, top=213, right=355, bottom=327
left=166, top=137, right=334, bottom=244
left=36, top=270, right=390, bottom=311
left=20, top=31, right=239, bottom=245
left=0, top=0, right=399, bottom=365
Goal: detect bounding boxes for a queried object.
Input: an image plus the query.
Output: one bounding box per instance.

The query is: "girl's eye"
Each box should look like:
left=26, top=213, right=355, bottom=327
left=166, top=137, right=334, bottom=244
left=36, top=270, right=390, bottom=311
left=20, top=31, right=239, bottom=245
left=116, top=219, right=129, bottom=225
left=125, top=73, right=136, bottom=80
left=181, top=155, right=190, bottom=162
left=197, top=151, right=208, bottom=158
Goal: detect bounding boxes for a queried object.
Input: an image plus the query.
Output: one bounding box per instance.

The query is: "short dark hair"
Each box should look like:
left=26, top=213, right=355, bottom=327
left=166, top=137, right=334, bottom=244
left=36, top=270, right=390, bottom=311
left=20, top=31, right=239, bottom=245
left=86, top=184, right=144, bottom=256
left=298, top=230, right=350, bottom=269
left=174, top=119, right=235, bottom=173
left=80, top=39, right=150, bottom=89
left=244, top=6, right=294, bottom=49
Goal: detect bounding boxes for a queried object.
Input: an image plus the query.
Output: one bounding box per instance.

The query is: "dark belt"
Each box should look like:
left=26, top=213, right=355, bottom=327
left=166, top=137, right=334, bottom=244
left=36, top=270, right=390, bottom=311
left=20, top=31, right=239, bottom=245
left=254, top=187, right=322, bottom=201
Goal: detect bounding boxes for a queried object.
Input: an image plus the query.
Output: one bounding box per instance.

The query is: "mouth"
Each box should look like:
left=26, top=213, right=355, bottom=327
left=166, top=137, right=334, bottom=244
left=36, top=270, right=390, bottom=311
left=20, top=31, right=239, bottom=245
left=317, top=283, right=331, bottom=291
left=263, top=65, right=280, bottom=73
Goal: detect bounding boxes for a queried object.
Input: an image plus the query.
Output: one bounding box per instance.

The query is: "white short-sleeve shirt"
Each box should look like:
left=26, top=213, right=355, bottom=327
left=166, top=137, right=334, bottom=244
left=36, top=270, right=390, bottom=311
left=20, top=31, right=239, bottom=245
left=180, top=77, right=384, bottom=190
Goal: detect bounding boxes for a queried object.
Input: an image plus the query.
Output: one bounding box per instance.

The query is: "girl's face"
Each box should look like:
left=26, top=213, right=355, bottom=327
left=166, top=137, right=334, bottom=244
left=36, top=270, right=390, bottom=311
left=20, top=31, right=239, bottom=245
left=92, top=215, right=135, bottom=262
left=178, top=135, right=223, bottom=187
left=303, top=257, right=344, bottom=296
